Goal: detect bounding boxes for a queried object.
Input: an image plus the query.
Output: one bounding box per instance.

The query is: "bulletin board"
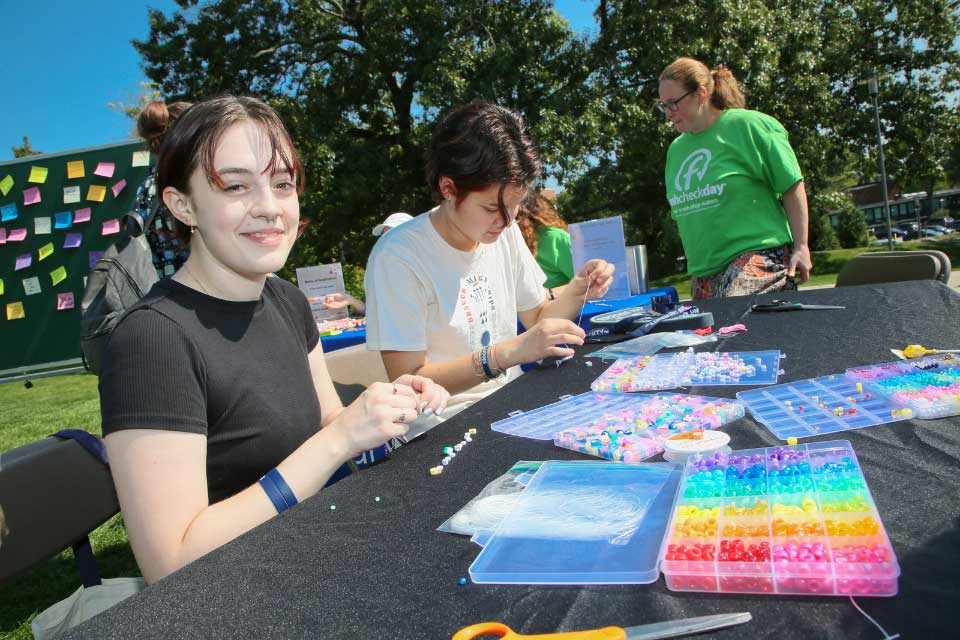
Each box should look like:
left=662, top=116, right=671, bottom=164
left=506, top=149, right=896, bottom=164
left=0, top=140, right=151, bottom=377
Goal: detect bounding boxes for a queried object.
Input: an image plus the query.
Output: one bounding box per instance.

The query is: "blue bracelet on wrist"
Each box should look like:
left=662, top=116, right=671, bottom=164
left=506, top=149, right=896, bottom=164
left=480, top=346, right=496, bottom=380
left=259, top=467, right=298, bottom=514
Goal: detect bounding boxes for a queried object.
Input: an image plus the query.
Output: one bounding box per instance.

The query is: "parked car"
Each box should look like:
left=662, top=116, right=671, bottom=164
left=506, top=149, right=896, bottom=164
left=928, top=224, right=952, bottom=235
left=873, top=226, right=907, bottom=241
left=927, top=216, right=957, bottom=230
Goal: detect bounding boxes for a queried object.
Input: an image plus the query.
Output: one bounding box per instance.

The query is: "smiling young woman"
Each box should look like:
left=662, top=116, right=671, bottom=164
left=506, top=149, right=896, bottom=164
left=98, top=96, right=449, bottom=584
left=363, top=101, right=614, bottom=439
left=659, top=57, right=812, bottom=299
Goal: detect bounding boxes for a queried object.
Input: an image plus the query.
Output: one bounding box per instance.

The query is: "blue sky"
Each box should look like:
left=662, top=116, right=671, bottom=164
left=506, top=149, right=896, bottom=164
left=0, top=0, right=599, bottom=159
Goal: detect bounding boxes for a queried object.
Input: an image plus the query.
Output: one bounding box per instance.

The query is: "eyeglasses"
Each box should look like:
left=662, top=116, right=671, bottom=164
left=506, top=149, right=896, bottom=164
left=657, top=89, right=696, bottom=114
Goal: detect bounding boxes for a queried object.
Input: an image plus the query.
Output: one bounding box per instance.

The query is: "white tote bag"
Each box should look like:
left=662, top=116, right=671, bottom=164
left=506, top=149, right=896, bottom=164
left=31, top=577, right=144, bottom=639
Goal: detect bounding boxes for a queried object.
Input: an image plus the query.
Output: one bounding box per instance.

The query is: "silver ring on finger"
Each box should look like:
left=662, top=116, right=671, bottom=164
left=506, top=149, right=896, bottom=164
left=397, top=409, right=406, bottom=423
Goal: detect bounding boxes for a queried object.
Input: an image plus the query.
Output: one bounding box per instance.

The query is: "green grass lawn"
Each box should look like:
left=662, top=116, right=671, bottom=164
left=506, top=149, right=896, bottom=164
left=0, top=374, right=139, bottom=640
left=1, top=237, right=955, bottom=637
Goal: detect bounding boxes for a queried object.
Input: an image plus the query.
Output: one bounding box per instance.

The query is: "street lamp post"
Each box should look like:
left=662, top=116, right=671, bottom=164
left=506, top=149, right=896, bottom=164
left=868, top=69, right=894, bottom=251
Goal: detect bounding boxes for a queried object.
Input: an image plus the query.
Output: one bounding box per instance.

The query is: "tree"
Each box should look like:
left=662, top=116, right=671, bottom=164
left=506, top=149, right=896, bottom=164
left=12, top=136, right=41, bottom=158
left=134, top=0, right=602, bottom=277
left=823, top=192, right=868, bottom=248
left=569, top=0, right=959, bottom=277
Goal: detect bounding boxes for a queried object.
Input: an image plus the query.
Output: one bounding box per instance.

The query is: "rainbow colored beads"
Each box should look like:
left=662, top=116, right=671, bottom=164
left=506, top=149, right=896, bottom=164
left=846, top=354, right=960, bottom=419
left=661, top=440, right=899, bottom=597
left=553, top=394, right=744, bottom=462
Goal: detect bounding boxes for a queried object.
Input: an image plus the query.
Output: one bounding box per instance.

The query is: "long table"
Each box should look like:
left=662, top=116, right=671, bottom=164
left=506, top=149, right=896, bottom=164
left=70, top=281, right=960, bottom=639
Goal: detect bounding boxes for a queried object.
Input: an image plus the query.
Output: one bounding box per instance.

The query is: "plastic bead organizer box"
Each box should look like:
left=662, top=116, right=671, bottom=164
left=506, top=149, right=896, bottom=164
left=659, top=440, right=899, bottom=597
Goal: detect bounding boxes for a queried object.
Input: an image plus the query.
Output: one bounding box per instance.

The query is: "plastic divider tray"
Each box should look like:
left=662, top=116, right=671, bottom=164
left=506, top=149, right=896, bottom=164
left=737, top=374, right=908, bottom=440
left=659, top=440, right=899, bottom=597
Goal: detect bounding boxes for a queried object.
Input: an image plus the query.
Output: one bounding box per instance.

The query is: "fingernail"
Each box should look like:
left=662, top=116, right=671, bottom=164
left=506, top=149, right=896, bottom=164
left=423, top=407, right=434, bottom=416
left=419, top=401, right=427, bottom=412
left=435, top=406, right=445, bottom=416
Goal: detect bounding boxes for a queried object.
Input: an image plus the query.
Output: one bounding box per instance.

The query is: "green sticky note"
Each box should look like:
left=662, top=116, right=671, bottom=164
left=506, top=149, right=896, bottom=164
left=0, top=175, right=12, bottom=196
left=28, top=166, right=49, bottom=184
left=0, top=278, right=4, bottom=296
left=50, top=266, right=67, bottom=286
left=38, top=242, right=54, bottom=261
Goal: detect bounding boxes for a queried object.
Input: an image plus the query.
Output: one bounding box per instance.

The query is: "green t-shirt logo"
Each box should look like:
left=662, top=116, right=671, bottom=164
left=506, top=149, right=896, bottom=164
left=675, top=148, right=712, bottom=191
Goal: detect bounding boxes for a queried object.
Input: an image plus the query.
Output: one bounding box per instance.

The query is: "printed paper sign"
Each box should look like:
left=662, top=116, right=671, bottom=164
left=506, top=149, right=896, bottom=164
left=93, top=162, right=115, bottom=178
left=23, top=186, right=41, bottom=205
left=23, top=276, right=41, bottom=295
left=568, top=215, right=631, bottom=301
left=74, top=207, right=92, bottom=223
left=67, top=160, right=85, bottom=179
left=6, top=302, right=25, bottom=320
left=57, top=291, right=75, bottom=310
left=28, top=166, right=48, bottom=183
left=87, top=184, right=106, bottom=202
left=34, top=217, right=51, bottom=235
left=63, top=185, right=81, bottom=204
left=296, top=264, right=348, bottom=323
left=132, top=150, right=150, bottom=167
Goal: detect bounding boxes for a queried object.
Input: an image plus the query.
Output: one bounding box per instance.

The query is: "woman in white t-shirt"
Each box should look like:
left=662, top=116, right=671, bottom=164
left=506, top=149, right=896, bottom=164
left=364, top=101, right=614, bottom=436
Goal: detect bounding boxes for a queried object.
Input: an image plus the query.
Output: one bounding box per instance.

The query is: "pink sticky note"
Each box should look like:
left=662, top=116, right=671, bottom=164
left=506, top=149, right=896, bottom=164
left=15, top=254, right=32, bottom=270
left=102, top=218, right=120, bottom=235
left=0, top=228, right=6, bottom=244
left=8, top=228, right=27, bottom=242
left=23, top=187, right=41, bottom=205
left=57, top=292, right=76, bottom=311
left=94, top=162, right=115, bottom=178
left=111, top=178, right=127, bottom=198
left=74, top=207, right=92, bottom=223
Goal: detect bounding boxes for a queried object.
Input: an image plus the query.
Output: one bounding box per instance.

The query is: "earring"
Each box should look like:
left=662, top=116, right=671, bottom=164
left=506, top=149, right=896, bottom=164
left=190, top=226, right=196, bottom=234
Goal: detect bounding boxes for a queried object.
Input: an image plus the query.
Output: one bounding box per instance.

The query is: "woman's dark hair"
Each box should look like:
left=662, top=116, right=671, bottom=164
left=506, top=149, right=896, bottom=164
left=425, top=101, right=542, bottom=225
left=156, top=95, right=306, bottom=242
left=137, top=100, right=193, bottom=154
left=517, top=192, right=567, bottom=257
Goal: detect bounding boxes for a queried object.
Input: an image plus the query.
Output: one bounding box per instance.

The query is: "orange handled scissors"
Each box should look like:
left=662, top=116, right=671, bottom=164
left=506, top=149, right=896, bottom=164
left=452, top=612, right=752, bottom=640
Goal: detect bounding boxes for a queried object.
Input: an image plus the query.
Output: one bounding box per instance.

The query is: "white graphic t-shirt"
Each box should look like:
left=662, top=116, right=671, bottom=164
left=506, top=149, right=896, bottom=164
left=365, top=209, right=546, bottom=436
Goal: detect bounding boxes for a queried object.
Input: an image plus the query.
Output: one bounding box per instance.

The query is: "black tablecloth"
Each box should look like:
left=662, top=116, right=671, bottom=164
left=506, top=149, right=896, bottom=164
left=70, top=281, right=960, bottom=639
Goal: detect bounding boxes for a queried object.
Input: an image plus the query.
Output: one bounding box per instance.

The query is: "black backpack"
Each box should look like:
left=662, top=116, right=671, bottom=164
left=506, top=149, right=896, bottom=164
left=79, top=202, right=160, bottom=374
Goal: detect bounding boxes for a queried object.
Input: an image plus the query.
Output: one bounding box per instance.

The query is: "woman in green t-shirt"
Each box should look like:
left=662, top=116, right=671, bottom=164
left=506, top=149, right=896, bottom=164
left=517, top=192, right=575, bottom=289
left=659, top=57, right=812, bottom=299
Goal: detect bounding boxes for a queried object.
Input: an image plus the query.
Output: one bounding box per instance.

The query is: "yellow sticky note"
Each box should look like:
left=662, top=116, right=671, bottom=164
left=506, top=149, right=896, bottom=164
left=50, top=266, right=67, bottom=286
left=38, top=242, right=54, bottom=261
left=6, top=301, right=25, bottom=320
left=0, top=174, right=12, bottom=196
left=87, top=184, right=106, bottom=202
left=67, top=160, right=85, bottom=179
left=0, top=278, right=4, bottom=296
left=28, top=166, right=49, bottom=184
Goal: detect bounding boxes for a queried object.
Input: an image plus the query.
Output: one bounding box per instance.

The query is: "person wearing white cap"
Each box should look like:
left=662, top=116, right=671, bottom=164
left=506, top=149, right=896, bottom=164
left=372, top=212, right=413, bottom=237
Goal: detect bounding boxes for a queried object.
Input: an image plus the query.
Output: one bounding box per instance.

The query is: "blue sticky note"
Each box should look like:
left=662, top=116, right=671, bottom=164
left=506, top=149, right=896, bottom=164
left=1, top=203, right=17, bottom=222
left=54, top=211, right=73, bottom=229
